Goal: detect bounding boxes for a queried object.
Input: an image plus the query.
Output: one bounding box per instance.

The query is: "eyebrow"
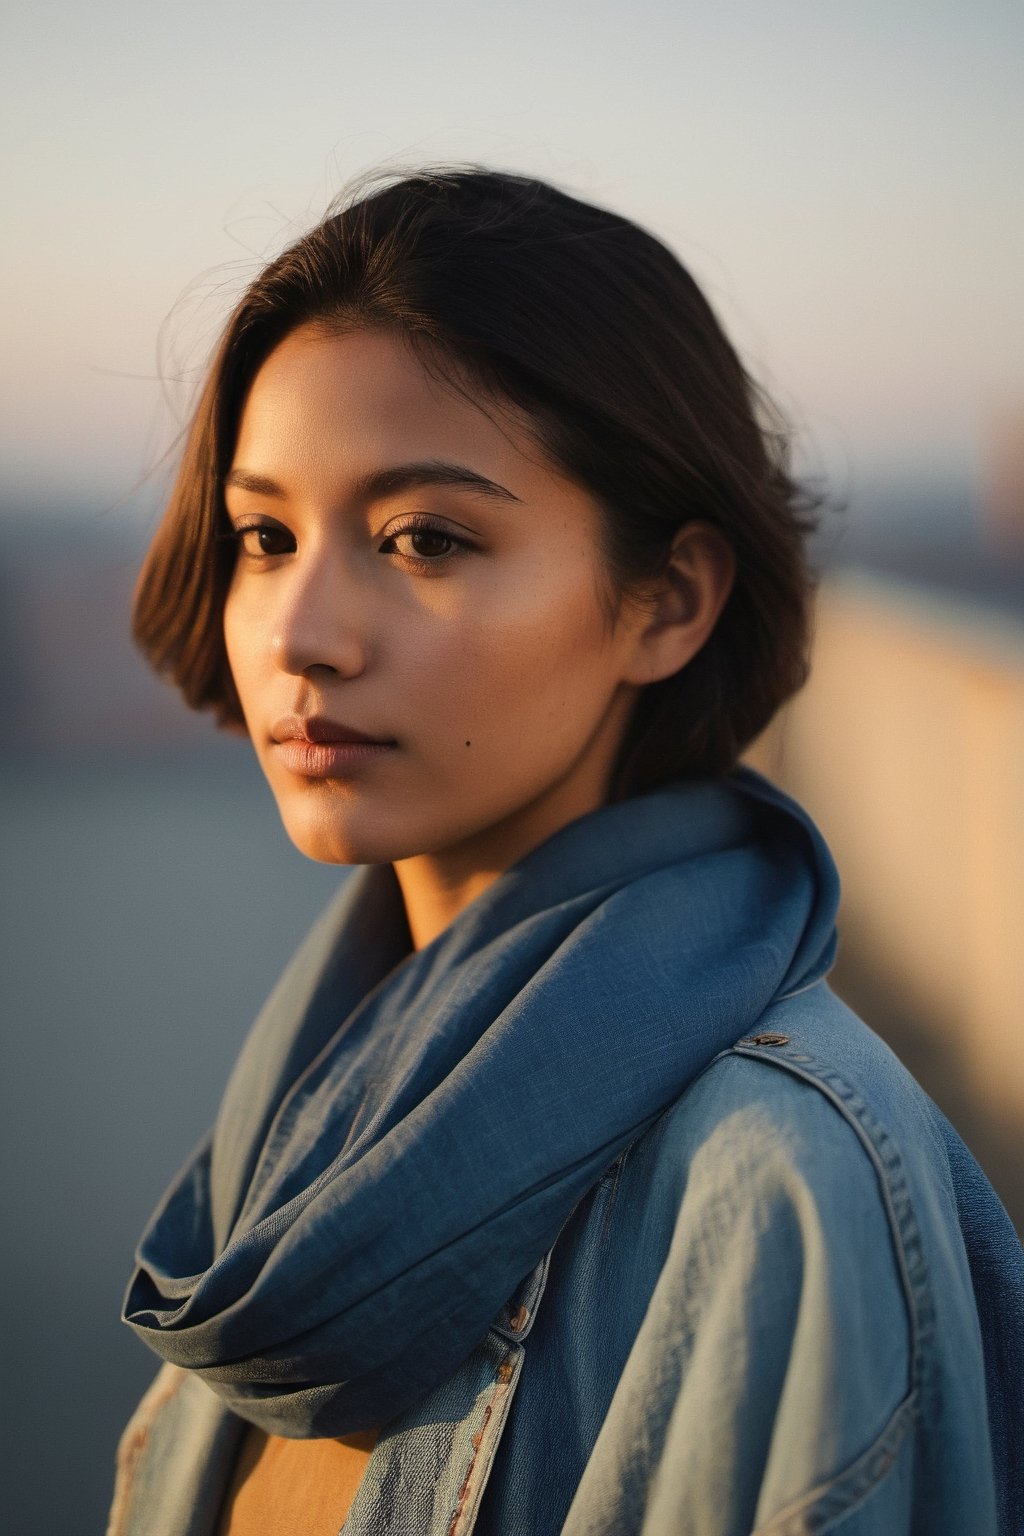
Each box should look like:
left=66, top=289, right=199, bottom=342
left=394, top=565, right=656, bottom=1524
left=223, top=459, right=523, bottom=505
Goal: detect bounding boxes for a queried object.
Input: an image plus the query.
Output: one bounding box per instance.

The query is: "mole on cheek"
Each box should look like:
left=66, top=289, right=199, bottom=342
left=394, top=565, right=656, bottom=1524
left=465, top=740, right=471, bottom=747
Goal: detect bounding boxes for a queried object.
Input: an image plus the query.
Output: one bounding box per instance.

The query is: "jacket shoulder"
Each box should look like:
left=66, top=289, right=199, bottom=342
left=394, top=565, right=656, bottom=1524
left=658, top=979, right=954, bottom=1209
left=566, top=984, right=1000, bottom=1534
left=567, top=985, right=927, bottom=1534
left=640, top=981, right=958, bottom=1335
left=623, top=982, right=944, bottom=1240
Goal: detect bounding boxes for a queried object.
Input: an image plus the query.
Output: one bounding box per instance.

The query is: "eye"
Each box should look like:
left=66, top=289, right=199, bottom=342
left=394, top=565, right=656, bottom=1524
left=378, top=515, right=472, bottom=566
left=395, top=527, right=455, bottom=559
left=223, top=520, right=296, bottom=559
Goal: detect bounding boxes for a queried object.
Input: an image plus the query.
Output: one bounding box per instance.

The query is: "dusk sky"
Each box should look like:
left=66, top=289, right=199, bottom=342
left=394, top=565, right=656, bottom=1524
left=3, top=0, right=1021, bottom=520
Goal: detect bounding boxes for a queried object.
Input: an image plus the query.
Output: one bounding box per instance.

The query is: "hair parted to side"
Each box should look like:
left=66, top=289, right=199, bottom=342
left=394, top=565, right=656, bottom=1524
left=133, top=163, right=820, bottom=797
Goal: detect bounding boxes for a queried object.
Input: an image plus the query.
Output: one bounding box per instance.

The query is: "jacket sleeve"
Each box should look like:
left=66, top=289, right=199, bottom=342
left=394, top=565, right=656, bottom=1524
left=563, top=1056, right=929, bottom=1536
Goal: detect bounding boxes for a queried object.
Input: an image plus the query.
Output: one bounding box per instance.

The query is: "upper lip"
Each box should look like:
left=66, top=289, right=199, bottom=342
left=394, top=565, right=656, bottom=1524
left=271, top=714, right=396, bottom=746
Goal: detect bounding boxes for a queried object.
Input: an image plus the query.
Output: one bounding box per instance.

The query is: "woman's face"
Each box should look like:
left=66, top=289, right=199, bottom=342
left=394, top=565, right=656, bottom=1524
left=222, top=323, right=651, bottom=873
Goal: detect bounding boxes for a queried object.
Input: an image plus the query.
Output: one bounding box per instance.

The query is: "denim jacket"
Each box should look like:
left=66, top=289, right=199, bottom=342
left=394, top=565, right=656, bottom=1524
left=108, top=981, right=1022, bottom=1536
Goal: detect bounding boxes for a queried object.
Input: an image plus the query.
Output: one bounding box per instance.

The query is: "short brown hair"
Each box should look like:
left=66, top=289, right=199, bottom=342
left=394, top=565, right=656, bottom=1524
left=133, top=165, right=819, bottom=797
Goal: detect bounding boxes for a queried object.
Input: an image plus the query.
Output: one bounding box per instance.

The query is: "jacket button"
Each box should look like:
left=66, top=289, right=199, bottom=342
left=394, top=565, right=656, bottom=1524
left=745, top=1032, right=790, bottom=1046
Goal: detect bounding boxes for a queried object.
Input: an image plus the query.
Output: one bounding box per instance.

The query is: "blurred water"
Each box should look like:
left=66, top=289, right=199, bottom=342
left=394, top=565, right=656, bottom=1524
left=1, top=746, right=345, bottom=1536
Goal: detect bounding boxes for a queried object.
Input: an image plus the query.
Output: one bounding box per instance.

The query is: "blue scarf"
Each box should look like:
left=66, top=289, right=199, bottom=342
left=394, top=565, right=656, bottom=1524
left=123, top=768, right=839, bottom=1437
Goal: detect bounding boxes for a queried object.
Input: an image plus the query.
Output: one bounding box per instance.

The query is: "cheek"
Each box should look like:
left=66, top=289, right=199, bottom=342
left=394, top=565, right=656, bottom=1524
left=222, top=584, right=275, bottom=737
left=406, top=559, right=617, bottom=742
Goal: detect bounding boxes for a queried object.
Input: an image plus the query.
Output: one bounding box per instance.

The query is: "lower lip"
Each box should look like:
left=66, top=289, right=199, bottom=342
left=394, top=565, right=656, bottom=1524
left=272, top=740, right=398, bottom=777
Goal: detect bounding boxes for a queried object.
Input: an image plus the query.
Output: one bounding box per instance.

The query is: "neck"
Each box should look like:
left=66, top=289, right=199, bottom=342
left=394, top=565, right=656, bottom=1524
left=390, top=859, right=502, bottom=953
left=392, top=802, right=576, bottom=950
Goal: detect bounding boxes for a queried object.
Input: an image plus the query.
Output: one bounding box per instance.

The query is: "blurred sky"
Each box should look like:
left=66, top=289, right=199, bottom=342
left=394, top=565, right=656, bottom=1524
left=2, top=0, right=1022, bottom=518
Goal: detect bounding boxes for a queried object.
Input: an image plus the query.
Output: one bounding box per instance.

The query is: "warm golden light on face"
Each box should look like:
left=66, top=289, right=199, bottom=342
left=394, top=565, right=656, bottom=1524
left=221, top=324, right=651, bottom=888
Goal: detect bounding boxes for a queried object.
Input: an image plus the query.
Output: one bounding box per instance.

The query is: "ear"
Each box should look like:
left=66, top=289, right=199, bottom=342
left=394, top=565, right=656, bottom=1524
left=621, top=521, right=735, bottom=686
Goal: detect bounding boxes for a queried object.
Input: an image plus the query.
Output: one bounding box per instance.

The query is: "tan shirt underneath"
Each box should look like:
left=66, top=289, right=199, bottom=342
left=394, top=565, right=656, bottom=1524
left=217, top=1422, right=379, bottom=1536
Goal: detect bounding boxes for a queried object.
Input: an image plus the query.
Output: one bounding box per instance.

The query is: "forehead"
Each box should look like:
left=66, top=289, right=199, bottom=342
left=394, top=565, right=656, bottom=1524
left=232, top=324, right=567, bottom=501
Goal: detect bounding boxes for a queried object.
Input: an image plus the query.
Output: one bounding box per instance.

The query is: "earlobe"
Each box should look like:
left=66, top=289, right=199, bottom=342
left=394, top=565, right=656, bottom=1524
left=626, top=521, right=735, bottom=685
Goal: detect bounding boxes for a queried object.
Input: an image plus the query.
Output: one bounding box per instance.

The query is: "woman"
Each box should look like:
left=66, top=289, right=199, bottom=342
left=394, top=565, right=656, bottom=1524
left=108, top=167, right=1021, bottom=1536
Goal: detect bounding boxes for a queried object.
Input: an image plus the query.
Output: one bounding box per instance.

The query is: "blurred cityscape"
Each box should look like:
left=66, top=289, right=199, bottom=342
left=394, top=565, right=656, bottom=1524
left=2, top=469, right=1023, bottom=1533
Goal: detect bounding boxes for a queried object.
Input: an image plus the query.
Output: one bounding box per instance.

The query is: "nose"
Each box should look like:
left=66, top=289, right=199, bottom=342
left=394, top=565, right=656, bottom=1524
left=269, top=548, right=369, bottom=681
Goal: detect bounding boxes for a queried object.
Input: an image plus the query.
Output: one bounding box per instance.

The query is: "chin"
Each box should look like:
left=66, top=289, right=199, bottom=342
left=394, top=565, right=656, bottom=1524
left=274, top=792, right=420, bottom=867
left=281, top=813, right=394, bottom=867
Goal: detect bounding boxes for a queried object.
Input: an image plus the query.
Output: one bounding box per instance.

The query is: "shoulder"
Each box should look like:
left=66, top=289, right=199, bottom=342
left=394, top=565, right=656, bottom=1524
left=608, top=980, right=956, bottom=1381
left=560, top=985, right=1010, bottom=1534
left=575, top=984, right=1006, bottom=1533
left=643, top=979, right=953, bottom=1227
left=566, top=986, right=931, bottom=1534
left=619, top=981, right=942, bottom=1242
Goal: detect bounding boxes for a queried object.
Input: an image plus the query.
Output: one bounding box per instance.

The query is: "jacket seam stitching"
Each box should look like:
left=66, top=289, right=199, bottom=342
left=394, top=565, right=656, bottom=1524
left=729, top=1043, right=933, bottom=1398
left=753, top=1389, right=918, bottom=1534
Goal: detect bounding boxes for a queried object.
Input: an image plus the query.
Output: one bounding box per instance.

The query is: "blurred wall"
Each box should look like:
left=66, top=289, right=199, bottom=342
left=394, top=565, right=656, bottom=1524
left=750, top=570, right=1024, bottom=1142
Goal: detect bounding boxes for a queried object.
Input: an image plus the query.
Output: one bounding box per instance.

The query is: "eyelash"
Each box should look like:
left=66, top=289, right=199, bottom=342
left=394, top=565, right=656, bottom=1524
left=221, top=514, right=474, bottom=571
left=378, top=513, right=474, bottom=567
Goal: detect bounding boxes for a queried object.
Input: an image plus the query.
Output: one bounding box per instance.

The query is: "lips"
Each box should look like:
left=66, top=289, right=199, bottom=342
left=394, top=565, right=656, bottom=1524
left=270, top=717, right=399, bottom=781
left=270, top=714, right=396, bottom=746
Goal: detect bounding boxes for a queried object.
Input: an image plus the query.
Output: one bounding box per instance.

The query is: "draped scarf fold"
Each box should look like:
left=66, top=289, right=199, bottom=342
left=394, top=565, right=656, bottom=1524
left=123, top=767, right=839, bottom=1436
